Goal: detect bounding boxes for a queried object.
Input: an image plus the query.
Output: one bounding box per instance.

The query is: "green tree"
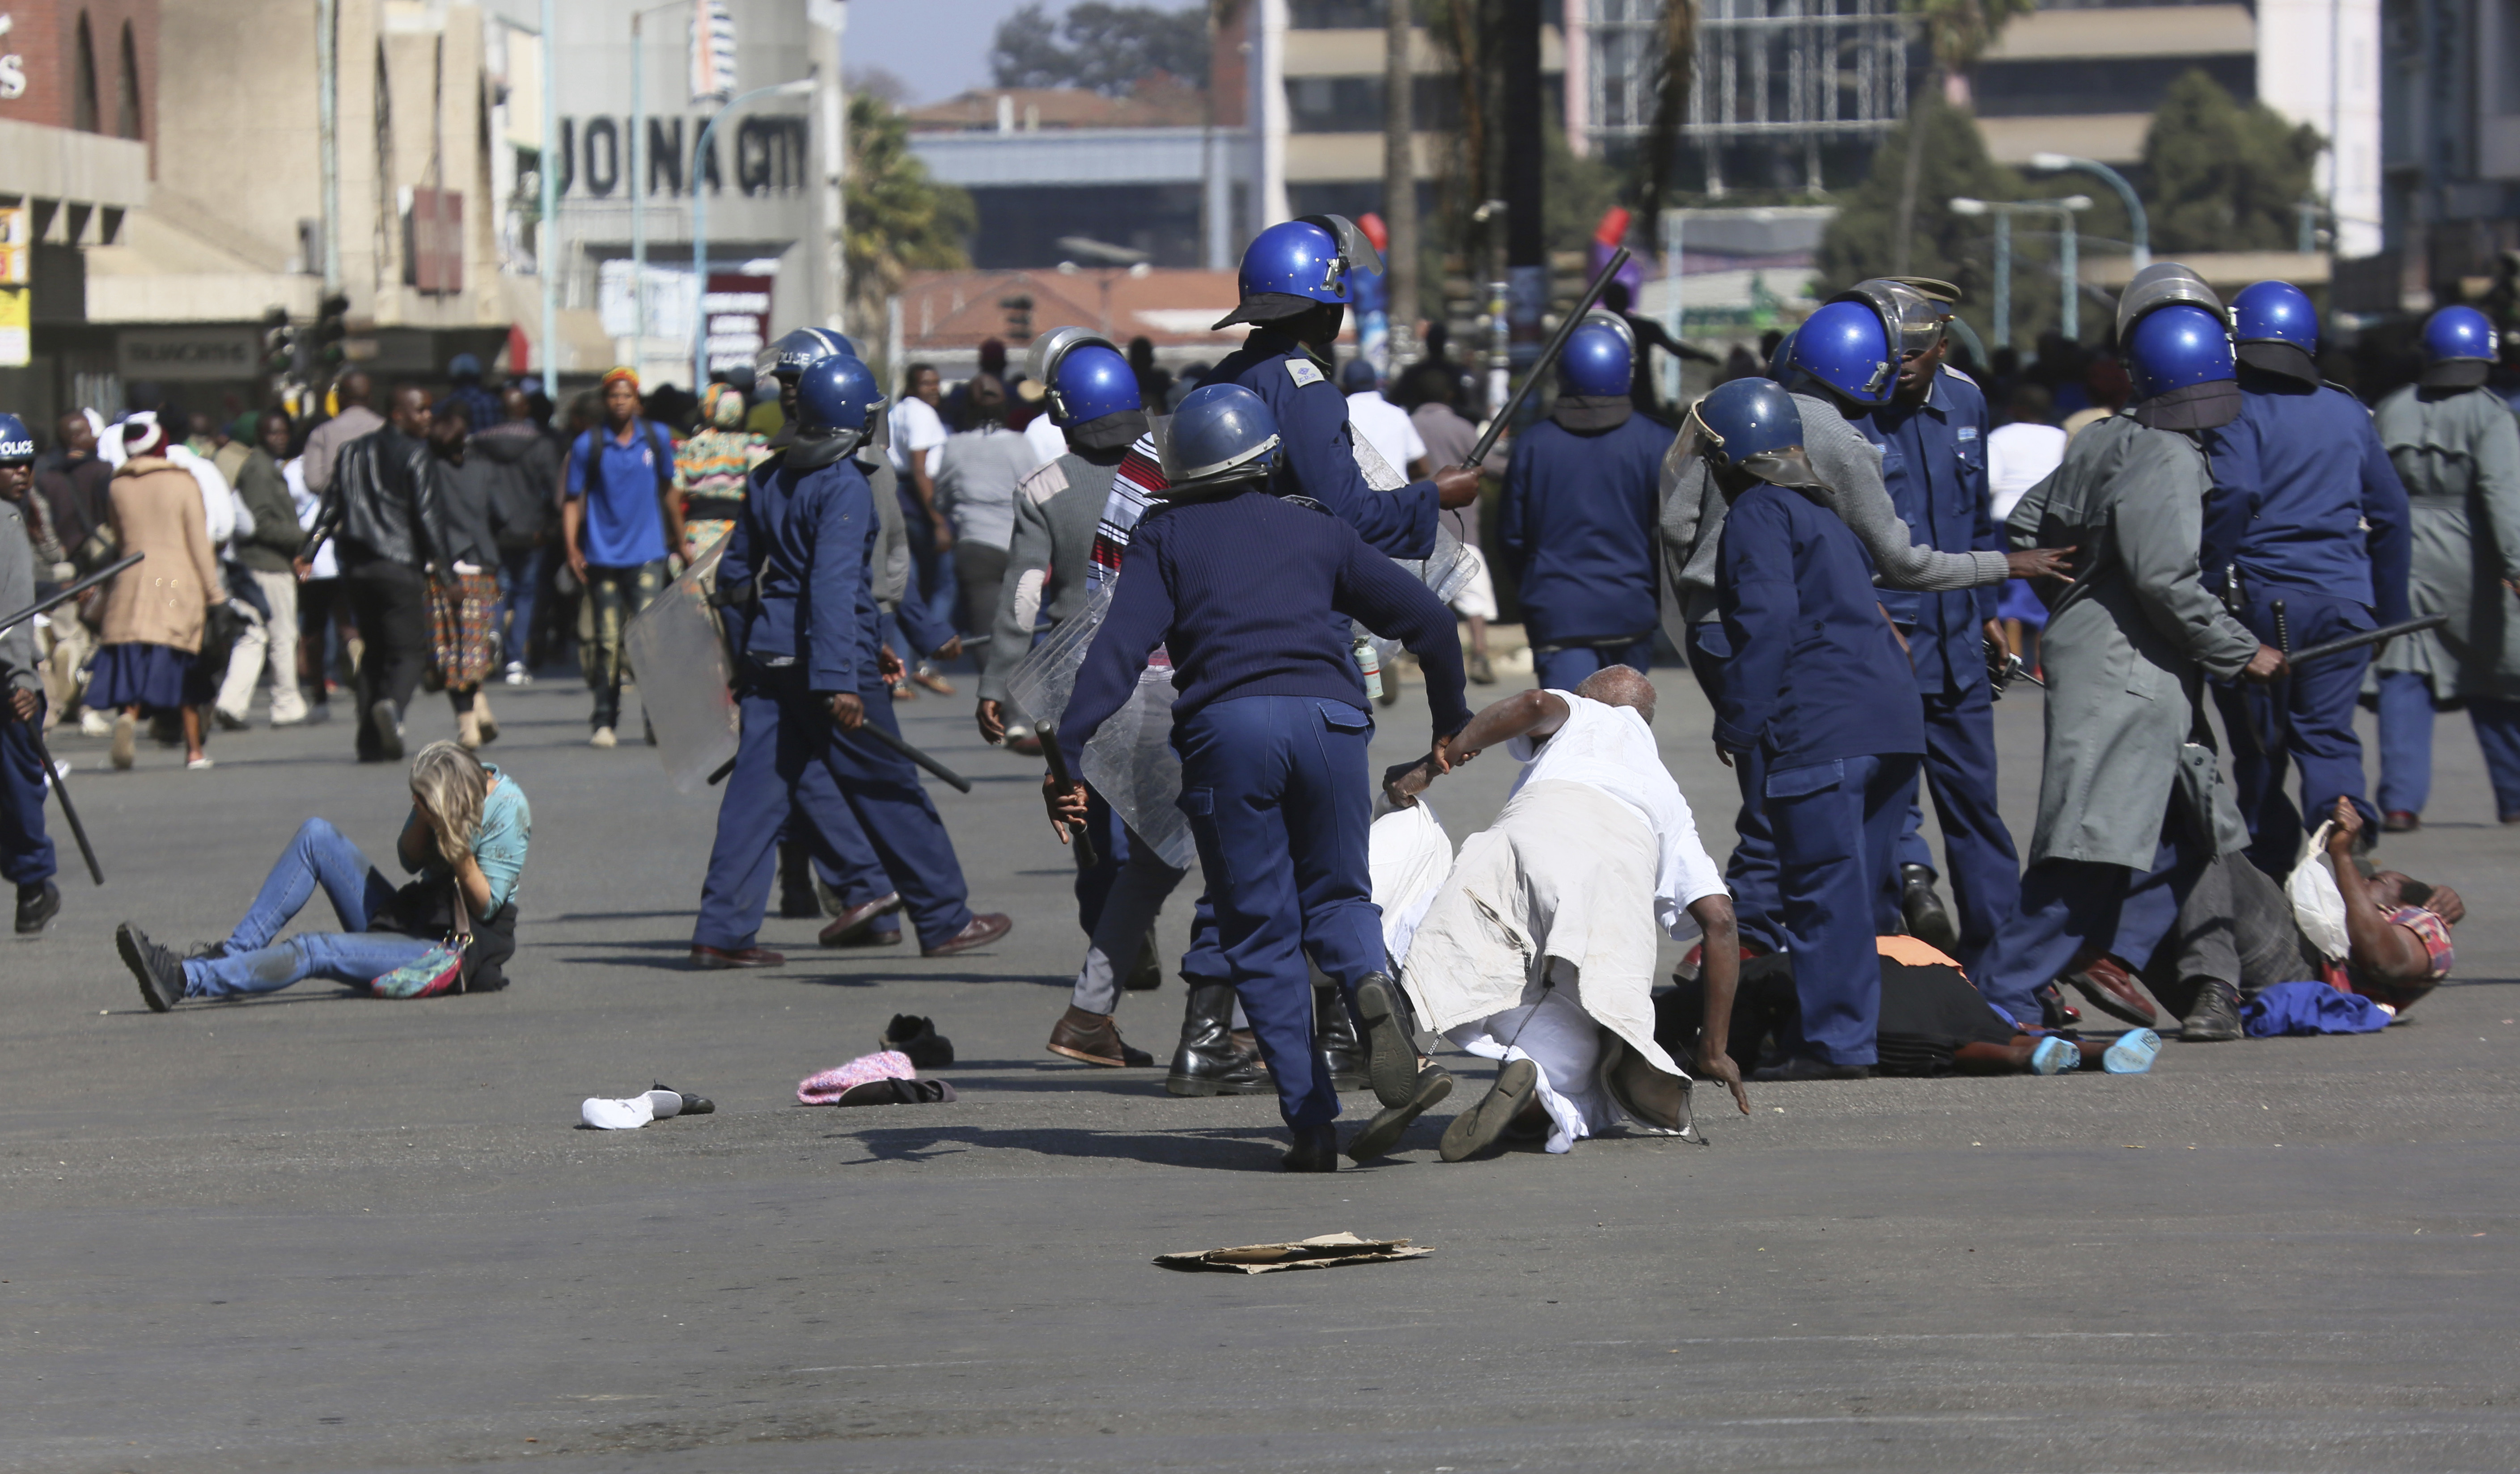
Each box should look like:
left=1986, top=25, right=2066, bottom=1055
left=1818, top=97, right=2019, bottom=301
left=2141, top=70, right=2323, bottom=253
left=990, top=2, right=1211, bottom=94
left=845, top=94, right=974, bottom=345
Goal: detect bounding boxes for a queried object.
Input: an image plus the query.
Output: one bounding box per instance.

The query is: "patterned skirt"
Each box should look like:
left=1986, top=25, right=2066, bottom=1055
left=428, top=571, right=503, bottom=690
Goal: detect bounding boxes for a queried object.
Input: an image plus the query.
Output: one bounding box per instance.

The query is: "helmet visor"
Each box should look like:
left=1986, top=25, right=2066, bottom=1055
left=1298, top=214, right=1384, bottom=278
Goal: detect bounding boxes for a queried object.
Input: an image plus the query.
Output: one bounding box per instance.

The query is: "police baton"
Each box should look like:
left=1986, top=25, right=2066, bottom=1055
left=0, top=552, right=144, bottom=640
left=18, top=717, right=103, bottom=884
left=1464, top=246, right=1632, bottom=469
left=703, top=711, right=974, bottom=794
left=2284, top=613, right=2447, bottom=669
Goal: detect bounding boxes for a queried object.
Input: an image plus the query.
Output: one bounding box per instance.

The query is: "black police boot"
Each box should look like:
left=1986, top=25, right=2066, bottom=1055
left=777, top=842, right=822, bottom=919
left=1314, top=984, right=1369, bottom=1092
left=1165, top=981, right=1272, bottom=1097
left=1283, top=1123, right=1339, bottom=1172
left=1899, top=863, right=1959, bottom=954
left=15, top=880, right=60, bottom=935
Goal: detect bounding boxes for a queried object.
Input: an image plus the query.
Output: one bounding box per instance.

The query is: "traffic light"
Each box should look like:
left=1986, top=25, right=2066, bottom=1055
left=260, top=306, right=298, bottom=378
left=314, top=292, right=351, bottom=370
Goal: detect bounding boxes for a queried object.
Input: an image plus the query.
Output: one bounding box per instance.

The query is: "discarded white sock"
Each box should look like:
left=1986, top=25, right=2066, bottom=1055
left=581, top=1094, right=658, bottom=1130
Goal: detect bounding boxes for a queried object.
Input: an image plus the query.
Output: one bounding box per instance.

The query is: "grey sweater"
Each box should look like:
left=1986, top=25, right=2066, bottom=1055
left=979, top=450, right=1118, bottom=706
left=0, top=497, right=35, bottom=692
left=1659, top=390, right=2008, bottom=626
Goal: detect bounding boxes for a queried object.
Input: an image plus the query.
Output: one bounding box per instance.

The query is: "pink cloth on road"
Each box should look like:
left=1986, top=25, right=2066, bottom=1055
left=797, top=1051, right=916, bottom=1105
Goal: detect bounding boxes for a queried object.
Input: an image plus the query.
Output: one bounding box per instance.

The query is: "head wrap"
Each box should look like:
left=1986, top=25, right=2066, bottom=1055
left=120, top=412, right=166, bottom=457
left=601, top=367, right=640, bottom=393
left=709, top=384, right=746, bottom=428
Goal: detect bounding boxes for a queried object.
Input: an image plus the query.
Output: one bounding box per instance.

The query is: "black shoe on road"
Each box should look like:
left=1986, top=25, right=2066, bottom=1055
left=369, top=699, right=404, bottom=762
left=116, top=922, right=187, bottom=1012
left=1346, top=1065, right=1456, bottom=1162
left=2181, top=978, right=2244, bottom=1042
left=1283, top=1123, right=1339, bottom=1172
left=15, top=880, right=59, bottom=935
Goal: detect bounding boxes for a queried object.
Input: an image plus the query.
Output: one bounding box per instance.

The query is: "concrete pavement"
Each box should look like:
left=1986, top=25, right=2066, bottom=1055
left=4, top=664, right=2516, bottom=1472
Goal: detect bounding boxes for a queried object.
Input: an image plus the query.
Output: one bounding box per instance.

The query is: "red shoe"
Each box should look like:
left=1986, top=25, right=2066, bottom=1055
left=690, top=945, right=786, bottom=970
left=2063, top=953, right=2158, bottom=1027
left=921, top=912, right=1012, bottom=958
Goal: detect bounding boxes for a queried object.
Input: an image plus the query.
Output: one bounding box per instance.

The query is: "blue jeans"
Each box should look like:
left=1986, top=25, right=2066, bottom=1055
left=495, top=546, right=545, bottom=666
left=183, top=818, right=435, bottom=998
left=1174, top=694, right=1384, bottom=1129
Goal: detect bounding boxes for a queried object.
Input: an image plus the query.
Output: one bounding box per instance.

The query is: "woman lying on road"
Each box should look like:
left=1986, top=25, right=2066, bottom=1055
left=115, top=741, right=530, bottom=1009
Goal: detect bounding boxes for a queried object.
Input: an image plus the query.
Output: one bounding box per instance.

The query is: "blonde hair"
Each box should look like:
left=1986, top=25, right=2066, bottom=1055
left=409, top=740, right=490, bottom=867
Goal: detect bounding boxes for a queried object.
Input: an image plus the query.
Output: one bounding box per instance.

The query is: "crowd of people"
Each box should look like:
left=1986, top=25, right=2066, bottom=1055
left=0, top=217, right=2493, bottom=1175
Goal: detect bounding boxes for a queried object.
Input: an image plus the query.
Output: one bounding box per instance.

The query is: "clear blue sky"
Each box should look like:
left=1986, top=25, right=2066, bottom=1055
left=844, top=0, right=1199, bottom=106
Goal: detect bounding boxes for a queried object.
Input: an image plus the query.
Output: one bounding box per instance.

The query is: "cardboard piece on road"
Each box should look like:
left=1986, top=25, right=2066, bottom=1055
left=1155, top=1232, right=1432, bottom=1275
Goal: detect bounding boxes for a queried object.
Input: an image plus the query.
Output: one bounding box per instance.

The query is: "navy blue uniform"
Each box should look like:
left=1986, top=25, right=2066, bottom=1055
left=2200, top=374, right=2412, bottom=867
left=1209, top=329, right=1441, bottom=557
left=693, top=455, right=974, bottom=952
left=1497, top=412, right=1674, bottom=688
left=1714, top=481, right=1925, bottom=1068
left=1061, top=489, right=1467, bottom=1129
left=1856, top=370, right=2021, bottom=968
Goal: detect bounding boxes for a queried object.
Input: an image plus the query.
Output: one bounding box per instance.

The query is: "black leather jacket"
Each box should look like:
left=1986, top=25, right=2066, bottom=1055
left=311, top=425, right=449, bottom=572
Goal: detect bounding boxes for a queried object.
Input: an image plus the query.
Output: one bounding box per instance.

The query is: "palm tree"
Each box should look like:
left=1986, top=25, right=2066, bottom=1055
left=1642, top=0, right=1696, bottom=254
left=843, top=93, right=974, bottom=343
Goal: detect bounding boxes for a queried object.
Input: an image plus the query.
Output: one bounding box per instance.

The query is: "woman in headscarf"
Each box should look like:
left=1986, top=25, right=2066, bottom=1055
left=88, top=416, right=226, bottom=770
left=673, top=382, right=768, bottom=562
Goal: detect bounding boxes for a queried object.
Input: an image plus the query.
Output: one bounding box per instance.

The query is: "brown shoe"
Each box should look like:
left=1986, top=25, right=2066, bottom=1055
left=2063, top=953, right=2158, bottom=1028
left=689, top=945, right=786, bottom=970
left=819, top=891, right=903, bottom=946
left=921, top=912, right=1012, bottom=958
left=1047, top=1005, right=1154, bottom=1068
left=2383, top=810, right=2421, bottom=833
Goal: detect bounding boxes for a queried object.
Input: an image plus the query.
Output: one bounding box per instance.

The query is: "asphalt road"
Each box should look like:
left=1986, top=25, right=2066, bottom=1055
left=5, top=658, right=2516, bottom=1473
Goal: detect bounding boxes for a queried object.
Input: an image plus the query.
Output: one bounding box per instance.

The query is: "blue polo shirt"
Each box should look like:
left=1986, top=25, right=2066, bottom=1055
left=568, top=421, right=673, bottom=568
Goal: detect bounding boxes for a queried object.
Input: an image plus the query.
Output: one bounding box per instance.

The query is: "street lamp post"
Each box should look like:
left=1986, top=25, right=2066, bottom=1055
left=2029, top=152, right=2148, bottom=271
left=690, top=79, right=817, bottom=390
left=1951, top=195, right=2093, bottom=350
left=629, top=1, right=693, bottom=357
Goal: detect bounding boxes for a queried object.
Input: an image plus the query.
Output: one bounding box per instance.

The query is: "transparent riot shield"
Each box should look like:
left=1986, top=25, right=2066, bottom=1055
left=624, top=540, right=740, bottom=794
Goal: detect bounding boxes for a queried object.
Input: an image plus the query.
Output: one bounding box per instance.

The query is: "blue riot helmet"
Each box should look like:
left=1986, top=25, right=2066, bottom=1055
left=788, top=354, right=888, bottom=469
left=2230, top=280, right=2320, bottom=383
left=1560, top=312, right=1635, bottom=397
left=2126, top=304, right=2235, bottom=399
left=1025, top=325, right=1141, bottom=428
left=2423, top=305, right=2496, bottom=363
left=761, top=326, right=859, bottom=383
left=1211, top=215, right=1383, bottom=329
left=2419, top=305, right=2498, bottom=389
left=1160, top=383, right=1281, bottom=495
left=1834, top=279, right=1945, bottom=360
left=1687, top=377, right=1802, bottom=469
left=1786, top=300, right=1897, bottom=406
left=0, top=413, right=33, bottom=464
left=1766, top=328, right=1798, bottom=381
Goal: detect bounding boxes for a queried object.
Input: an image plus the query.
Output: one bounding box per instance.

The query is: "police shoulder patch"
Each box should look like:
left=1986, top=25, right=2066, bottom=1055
left=1284, top=358, right=1325, bottom=389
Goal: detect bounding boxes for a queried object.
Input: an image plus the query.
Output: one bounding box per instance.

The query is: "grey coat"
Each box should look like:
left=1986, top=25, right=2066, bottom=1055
left=2004, top=414, right=2260, bottom=869
left=0, top=495, right=36, bottom=693
left=1659, top=390, right=2008, bottom=630
left=980, top=451, right=1114, bottom=706
left=864, top=456, right=911, bottom=612
left=2370, top=383, right=2520, bottom=701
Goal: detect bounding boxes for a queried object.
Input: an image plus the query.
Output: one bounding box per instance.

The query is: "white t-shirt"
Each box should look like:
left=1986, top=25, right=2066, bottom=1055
left=1505, top=691, right=1727, bottom=939
left=1986, top=421, right=2067, bottom=523
left=888, top=396, right=949, bottom=475
left=1022, top=412, right=1065, bottom=468
left=1346, top=390, right=1426, bottom=476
